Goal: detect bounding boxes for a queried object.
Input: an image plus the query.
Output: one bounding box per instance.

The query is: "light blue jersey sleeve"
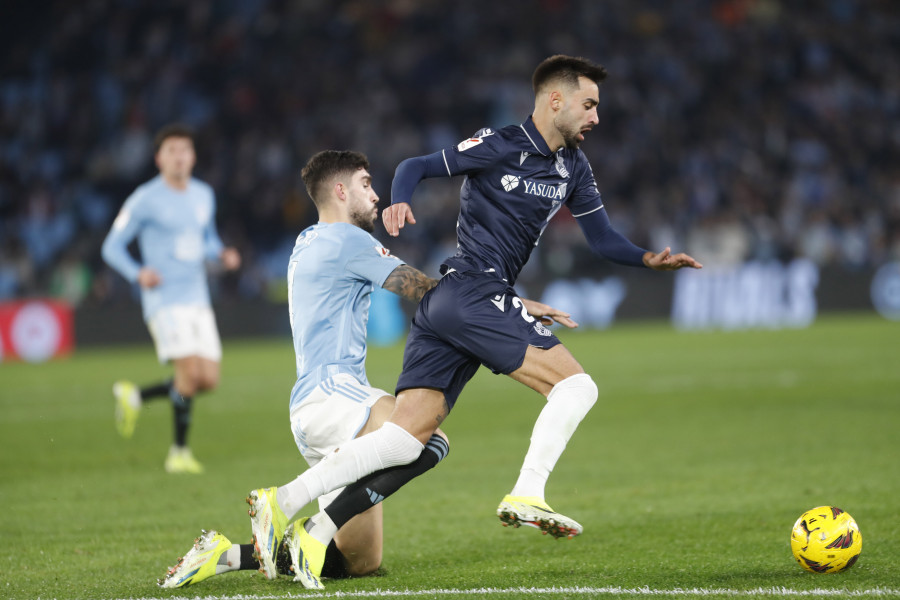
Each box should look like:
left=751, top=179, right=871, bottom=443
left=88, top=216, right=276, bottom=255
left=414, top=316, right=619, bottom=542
left=344, top=232, right=405, bottom=288
left=101, top=186, right=149, bottom=283
left=203, top=194, right=225, bottom=262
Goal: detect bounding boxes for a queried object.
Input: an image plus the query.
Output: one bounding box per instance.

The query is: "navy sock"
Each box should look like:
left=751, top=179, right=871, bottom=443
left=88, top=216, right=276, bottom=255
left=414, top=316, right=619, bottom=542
left=140, top=378, right=173, bottom=401
left=171, top=387, right=193, bottom=447
left=324, top=434, right=449, bottom=529
left=239, top=543, right=260, bottom=570
left=320, top=539, right=351, bottom=579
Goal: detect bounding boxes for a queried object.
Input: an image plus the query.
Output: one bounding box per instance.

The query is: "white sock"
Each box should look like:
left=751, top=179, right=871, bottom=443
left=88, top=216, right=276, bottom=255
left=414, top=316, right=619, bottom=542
left=277, top=477, right=311, bottom=520
left=307, top=511, right=338, bottom=546
left=277, top=422, right=423, bottom=521
left=216, top=545, right=242, bottom=574
left=511, top=373, right=598, bottom=498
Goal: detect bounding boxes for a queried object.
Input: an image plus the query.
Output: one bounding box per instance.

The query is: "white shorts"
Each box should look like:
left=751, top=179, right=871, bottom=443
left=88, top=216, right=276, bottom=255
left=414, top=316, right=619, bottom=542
left=146, top=304, right=222, bottom=364
left=289, top=373, right=391, bottom=510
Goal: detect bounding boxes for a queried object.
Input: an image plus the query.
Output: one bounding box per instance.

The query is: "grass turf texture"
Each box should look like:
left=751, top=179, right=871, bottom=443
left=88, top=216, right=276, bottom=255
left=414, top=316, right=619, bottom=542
left=1, top=312, right=898, bottom=599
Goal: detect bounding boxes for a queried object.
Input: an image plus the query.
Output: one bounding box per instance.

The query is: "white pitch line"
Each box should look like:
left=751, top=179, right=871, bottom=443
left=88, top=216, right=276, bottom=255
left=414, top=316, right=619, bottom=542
left=134, top=585, right=900, bottom=600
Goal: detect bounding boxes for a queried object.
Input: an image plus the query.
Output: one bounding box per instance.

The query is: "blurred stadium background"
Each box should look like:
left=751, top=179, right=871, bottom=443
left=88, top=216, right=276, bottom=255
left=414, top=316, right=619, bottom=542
left=1, top=0, right=900, bottom=359
left=3, top=4, right=900, bottom=598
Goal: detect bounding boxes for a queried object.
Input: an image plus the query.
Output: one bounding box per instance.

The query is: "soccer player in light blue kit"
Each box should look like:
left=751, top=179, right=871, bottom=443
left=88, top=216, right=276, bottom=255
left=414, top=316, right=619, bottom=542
left=101, top=124, right=241, bottom=474
left=161, top=150, right=445, bottom=586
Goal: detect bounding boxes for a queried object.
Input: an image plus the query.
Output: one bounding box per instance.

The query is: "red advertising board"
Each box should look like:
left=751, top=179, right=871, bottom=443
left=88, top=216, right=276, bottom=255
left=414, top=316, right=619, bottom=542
left=0, top=300, right=74, bottom=362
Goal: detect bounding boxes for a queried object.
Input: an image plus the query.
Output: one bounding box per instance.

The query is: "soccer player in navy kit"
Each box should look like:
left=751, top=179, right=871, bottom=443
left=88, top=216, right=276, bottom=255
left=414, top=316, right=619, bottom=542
left=102, top=124, right=241, bottom=473
left=383, top=55, right=701, bottom=536
left=247, top=55, right=701, bottom=585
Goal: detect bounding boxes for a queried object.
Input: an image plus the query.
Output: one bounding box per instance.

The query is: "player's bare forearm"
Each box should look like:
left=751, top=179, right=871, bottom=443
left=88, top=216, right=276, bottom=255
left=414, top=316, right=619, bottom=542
left=383, top=264, right=437, bottom=303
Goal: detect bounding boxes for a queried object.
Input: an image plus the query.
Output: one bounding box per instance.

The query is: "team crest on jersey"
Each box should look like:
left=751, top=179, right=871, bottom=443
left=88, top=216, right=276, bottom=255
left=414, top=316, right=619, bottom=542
left=555, top=152, right=569, bottom=178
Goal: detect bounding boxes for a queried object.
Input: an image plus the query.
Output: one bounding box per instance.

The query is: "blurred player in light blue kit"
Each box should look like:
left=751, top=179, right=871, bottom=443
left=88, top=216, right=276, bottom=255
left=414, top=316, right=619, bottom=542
left=101, top=123, right=241, bottom=474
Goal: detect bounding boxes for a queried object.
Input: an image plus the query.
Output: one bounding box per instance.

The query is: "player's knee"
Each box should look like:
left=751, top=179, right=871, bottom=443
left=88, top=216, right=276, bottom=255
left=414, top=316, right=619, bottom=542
left=549, top=373, right=598, bottom=413
left=434, top=429, right=449, bottom=445
left=392, top=388, right=447, bottom=444
left=196, top=373, right=218, bottom=392
left=345, top=549, right=382, bottom=577
left=174, top=381, right=198, bottom=398
left=378, top=422, right=425, bottom=467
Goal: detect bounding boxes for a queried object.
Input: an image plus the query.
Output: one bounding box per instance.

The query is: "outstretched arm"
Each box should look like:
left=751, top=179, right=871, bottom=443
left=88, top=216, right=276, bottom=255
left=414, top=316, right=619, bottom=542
left=382, top=265, right=578, bottom=328
left=382, top=264, right=438, bottom=303
left=576, top=208, right=702, bottom=270
left=384, top=152, right=448, bottom=236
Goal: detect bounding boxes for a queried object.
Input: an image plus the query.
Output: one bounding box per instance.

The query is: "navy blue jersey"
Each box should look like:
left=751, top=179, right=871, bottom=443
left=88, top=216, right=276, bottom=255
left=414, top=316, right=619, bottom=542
left=437, top=116, right=604, bottom=285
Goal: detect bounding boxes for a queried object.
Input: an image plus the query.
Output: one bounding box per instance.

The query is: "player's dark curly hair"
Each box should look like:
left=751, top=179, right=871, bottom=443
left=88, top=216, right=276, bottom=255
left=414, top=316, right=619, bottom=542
left=301, top=150, right=370, bottom=206
left=532, top=55, right=608, bottom=94
left=153, top=123, right=195, bottom=153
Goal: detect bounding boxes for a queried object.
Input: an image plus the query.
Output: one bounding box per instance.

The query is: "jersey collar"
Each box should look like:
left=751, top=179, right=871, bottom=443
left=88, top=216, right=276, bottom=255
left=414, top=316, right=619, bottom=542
left=520, top=116, right=553, bottom=156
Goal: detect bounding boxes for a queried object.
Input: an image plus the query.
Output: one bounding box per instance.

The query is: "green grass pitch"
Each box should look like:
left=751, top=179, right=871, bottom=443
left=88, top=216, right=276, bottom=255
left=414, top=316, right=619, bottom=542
left=1, top=313, right=898, bottom=599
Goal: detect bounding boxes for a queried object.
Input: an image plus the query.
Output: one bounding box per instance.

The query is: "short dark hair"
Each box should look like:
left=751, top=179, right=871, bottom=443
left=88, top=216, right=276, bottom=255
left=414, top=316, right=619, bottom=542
left=154, top=123, right=195, bottom=153
left=532, top=55, right=608, bottom=95
left=301, top=150, right=370, bottom=206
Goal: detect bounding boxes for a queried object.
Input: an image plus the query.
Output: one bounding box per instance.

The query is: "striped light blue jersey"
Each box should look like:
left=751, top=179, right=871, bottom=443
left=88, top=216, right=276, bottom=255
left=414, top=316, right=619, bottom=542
left=101, top=175, right=225, bottom=320
left=288, top=222, right=404, bottom=411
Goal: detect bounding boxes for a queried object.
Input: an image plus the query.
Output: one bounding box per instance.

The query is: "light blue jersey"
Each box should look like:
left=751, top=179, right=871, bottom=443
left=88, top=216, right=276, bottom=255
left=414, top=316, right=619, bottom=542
left=288, top=222, right=403, bottom=411
left=101, top=175, right=225, bottom=320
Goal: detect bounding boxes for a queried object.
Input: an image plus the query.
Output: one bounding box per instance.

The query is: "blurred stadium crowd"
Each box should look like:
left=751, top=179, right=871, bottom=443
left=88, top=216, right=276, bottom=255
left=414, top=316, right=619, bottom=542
left=1, top=0, right=899, bottom=307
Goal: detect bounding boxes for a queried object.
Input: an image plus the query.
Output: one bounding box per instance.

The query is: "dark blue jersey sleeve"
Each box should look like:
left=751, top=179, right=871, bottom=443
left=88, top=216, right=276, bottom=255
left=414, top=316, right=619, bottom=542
left=566, top=151, right=604, bottom=217
left=391, top=129, right=506, bottom=205
left=442, top=129, right=504, bottom=175
left=391, top=151, right=449, bottom=205
left=576, top=207, right=649, bottom=268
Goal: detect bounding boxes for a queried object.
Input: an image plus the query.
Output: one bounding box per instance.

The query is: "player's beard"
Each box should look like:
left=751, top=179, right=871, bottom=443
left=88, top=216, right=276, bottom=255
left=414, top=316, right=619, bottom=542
left=350, top=206, right=376, bottom=233
left=554, top=114, right=583, bottom=149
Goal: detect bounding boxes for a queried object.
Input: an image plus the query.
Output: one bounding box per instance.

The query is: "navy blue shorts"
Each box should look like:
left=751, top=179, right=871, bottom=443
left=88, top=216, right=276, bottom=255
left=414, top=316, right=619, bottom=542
left=395, top=269, right=561, bottom=409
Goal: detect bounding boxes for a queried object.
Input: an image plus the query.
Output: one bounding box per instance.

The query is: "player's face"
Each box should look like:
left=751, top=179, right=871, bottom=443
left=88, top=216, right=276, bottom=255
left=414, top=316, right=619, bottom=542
left=554, top=76, right=600, bottom=149
left=155, top=136, right=196, bottom=184
left=347, top=168, right=379, bottom=233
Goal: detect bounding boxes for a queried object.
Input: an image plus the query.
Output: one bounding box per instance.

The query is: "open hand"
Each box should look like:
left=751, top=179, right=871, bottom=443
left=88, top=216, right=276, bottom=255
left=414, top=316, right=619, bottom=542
left=643, top=247, right=703, bottom=271
left=382, top=202, right=417, bottom=237
left=520, top=298, right=579, bottom=329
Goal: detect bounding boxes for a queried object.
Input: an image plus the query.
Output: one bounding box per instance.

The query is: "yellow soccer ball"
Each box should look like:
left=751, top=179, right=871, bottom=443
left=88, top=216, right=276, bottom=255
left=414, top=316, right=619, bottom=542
left=790, top=506, right=862, bottom=573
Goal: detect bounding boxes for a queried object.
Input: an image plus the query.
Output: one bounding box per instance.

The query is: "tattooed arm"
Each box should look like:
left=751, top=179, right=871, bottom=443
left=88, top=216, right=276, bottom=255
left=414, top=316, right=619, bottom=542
left=382, top=264, right=438, bottom=303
